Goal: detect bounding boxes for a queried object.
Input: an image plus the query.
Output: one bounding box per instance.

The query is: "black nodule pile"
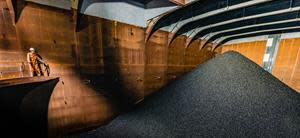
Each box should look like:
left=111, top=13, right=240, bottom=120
left=70, top=51, right=300, bottom=138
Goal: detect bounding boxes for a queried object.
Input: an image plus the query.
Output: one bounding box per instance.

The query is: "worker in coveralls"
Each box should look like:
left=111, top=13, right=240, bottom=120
left=27, top=48, right=49, bottom=77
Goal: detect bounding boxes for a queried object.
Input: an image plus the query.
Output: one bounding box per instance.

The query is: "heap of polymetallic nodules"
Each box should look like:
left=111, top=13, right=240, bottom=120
left=69, top=51, right=300, bottom=138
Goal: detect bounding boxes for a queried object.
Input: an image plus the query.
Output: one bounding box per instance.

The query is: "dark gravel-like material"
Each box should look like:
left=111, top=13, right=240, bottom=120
left=69, top=51, right=300, bottom=138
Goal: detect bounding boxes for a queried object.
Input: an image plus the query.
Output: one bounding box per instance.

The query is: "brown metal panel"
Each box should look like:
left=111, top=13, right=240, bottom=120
left=100, top=19, right=145, bottom=102
left=144, top=29, right=216, bottom=96
left=168, top=35, right=186, bottom=65
left=187, top=39, right=216, bottom=66
left=185, top=39, right=200, bottom=65
left=0, top=0, right=23, bottom=80
left=273, top=38, right=300, bottom=92
left=167, top=35, right=187, bottom=81
left=3, top=2, right=118, bottom=136
left=144, top=30, right=169, bottom=96
left=221, top=41, right=266, bottom=66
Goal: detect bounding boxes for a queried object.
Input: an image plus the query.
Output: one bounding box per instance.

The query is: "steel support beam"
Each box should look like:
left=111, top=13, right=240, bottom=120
left=212, top=26, right=300, bottom=51
left=167, top=0, right=270, bottom=45
left=72, top=0, right=84, bottom=32
left=173, top=0, right=299, bottom=46
left=200, top=20, right=300, bottom=49
left=186, top=11, right=300, bottom=47
left=5, top=0, right=25, bottom=24
left=146, top=0, right=262, bottom=42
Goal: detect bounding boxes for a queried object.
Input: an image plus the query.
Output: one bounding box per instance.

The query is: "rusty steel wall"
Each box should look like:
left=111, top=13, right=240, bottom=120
left=273, top=38, right=300, bottom=92
left=145, top=30, right=168, bottom=96
left=144, top=32, right=216, bottom=96
left=12, top=3, right=118, bottom=136
left=0, top=0, right=26, bottom=79
left=221, top=41, right=267, bottom=66
left=0, top=1, right=217, bottom=136
left=167, top=36, right=216, bottom=83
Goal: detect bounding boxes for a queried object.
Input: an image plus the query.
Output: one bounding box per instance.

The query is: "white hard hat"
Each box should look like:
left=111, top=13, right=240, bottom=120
left=29, top=47, right=35, bottom=51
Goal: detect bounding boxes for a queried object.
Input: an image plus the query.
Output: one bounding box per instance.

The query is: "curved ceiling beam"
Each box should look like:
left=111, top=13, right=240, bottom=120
left=186, top=10, right=300, bottom=47
left=201, top=20, right=300, bottom=49
left=166, top=0, right=270, bottom=44
left=171, top=0, right=299, bottom=46
left=212, top=27, right=300, bottom=51
left=145, top=0, right=200, bottom=41
left=146, top=0, right=259, bottom=41
left=145, top=11, right=171, bottom=42
left=215, top=26, right=300, bottom=44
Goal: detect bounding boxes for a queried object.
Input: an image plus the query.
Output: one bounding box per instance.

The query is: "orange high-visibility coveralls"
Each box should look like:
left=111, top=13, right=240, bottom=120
left=27, top=52, right=45, bottom=76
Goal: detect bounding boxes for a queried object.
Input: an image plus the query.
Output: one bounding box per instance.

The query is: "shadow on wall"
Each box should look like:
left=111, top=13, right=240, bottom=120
left=6, top=2, right=137, bottom=136
left=75, top=14, right=145, bottom=105
left=0, top=34, right=11, bottom=50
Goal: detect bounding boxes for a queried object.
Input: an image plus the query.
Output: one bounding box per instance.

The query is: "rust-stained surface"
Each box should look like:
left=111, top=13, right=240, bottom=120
left=273, top=38, right=300, bottom=92
left=0, top=2, right=118, bottom=136
left=144, top=31, right=216, bottom=95
left=145, top=30, right=169, bottom=96
left=13, top=4, right=116, bottom=136
left=0, top=0, right=25, bottom=79
left=167, top=35, right=190, bottom=82
left=0, top=1, right=217, bottom=136
left=220, top=41, right=267, bottom=66
left=188, top=40, right=216, bottom=65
